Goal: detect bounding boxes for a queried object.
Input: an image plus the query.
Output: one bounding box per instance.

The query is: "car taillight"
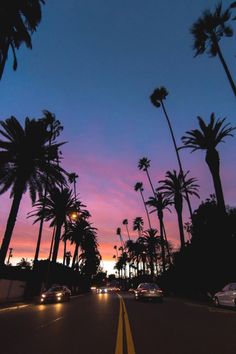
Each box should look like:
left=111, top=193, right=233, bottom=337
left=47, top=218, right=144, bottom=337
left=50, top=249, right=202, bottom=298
left=141, top=290, right=147, bottom=293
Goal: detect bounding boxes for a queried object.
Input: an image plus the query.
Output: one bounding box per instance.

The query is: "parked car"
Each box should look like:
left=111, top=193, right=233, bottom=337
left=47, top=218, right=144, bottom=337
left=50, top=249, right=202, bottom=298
left=40, top=285, right=71, bottom=303
left=134, top=283, right=163, bottom=302
left=213, top=283, right=236, bottom=308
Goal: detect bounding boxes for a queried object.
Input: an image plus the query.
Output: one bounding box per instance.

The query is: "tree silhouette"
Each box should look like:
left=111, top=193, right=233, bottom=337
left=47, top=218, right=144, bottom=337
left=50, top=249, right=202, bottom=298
left=191, top=2, right=236, bottom=96
left=133, top=217, right=144, bottom=237
left=150, top=86, right=193, bottom=219
left=0, top=116, right=66, bottom=266
left=181, top=113, right=235, bottom=215
left=0, top=0, right=45, bottom=79
left=122, top=219, right=131, bottom=240
left=134, top=182, right=152, bottom=229
left=158, top=170, right=199, bottom=250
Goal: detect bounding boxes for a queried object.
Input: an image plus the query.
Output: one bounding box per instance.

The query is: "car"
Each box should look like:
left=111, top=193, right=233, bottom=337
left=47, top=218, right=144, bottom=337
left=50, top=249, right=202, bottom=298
left=96, top=287, right=108, bottom=294
left=40, top=285, right=71, bottom=303
left=134, top=283, right=163, bottom=302
left=213, top=283, right=236, bottom=308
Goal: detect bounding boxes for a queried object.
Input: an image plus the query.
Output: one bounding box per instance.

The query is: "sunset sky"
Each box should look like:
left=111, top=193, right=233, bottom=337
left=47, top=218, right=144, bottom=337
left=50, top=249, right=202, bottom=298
left=0, top=0, right=236, bottom=273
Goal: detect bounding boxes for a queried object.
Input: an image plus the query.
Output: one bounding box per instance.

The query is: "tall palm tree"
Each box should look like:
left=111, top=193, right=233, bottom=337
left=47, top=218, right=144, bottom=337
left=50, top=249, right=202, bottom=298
left=62, top=218, right=97, bottom=270
left=0, top=0, right=45, bottom=79
left=134, top=182, right=152, bottom=229
left=34, top=111, right=64, bottom=265
left=133, top=217, right=144, bottom=237
left=116, top=227, right=124, bottom=247
left=30, top=187, right=78, bottom=264
left=0, top=116, right=65, bottom=266
left=181, top=113, right=235, bottom=215
left=158, top=170, right=199, bottom=250
left=68, top=172, right=79, bottom=201
left=190, top=3, right=236, bottom=96
left=146, top=193, right=172, bottom=271
left=140, top=229, right=160, bottom=277
left=150, top=87, right=193, bottom=219
left=138, top=157, right=156, bottom=195
left=122, top=219, right=130, bottom=240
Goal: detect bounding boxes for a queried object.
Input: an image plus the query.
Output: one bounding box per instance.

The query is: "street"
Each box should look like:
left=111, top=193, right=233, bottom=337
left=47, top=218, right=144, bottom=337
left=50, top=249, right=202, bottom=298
left=0, top=293, right=236, bottom=354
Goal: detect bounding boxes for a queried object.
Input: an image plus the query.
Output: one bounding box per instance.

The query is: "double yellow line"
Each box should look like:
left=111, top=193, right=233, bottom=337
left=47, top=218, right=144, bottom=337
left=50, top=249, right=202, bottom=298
left=115, top=294, right=136, bottom=354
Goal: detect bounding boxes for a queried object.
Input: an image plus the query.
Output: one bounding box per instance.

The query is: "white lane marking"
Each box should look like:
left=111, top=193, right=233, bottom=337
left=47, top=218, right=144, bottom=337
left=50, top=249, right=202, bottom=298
left=36, top=316, right=63, bottom=330
left=0, top=304, right=29, bottom=313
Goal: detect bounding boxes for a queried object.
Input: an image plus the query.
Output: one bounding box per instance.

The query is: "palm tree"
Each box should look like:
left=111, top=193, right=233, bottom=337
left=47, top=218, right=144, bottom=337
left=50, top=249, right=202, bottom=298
left=34, top=111, right=64, bottom=265
left=133, top=217, right=144, bottom=237
left=63, top=218, right=97, bottom=270
left=181, top=114, right=235, bottom=215
left=122, top=219, right=130, bottom=240
left=138, top=157, right=156, bottom=195
left=30, top=187, right=78, bottom=264
left=146, top=193, right=172, bottom=271
left=68, top=172, right=79, bottom=201
left=0, top=116, right=66, bottom=266
left=134, top=182, right=152, bottom=229
left=116, top=227, right=124, bottom=247
left=158, top=170, right=199, bottom=250
left=190, top=3, right=236, bottom=96
left=139, top=229, right=160, bottom=276
left=150, top=87, right=193, bottom=219
left=0, top=0, right=45, bottom=79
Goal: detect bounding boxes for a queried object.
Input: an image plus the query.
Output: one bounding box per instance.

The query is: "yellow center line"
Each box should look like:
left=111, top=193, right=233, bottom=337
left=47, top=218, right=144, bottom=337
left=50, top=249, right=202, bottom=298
left=115, top=294, right=136, bottom=354
left=115, top=296, right=123, bottom=354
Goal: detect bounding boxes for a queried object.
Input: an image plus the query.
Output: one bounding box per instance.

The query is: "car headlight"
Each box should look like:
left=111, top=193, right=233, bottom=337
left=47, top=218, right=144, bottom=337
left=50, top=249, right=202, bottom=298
left=42, top=294, right=46, bottom=298
left=57, top=292, right=62, bottom=296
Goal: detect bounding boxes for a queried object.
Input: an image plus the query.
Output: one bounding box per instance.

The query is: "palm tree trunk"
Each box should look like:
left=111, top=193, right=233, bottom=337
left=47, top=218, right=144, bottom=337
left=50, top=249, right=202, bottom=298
left=176, top=209, right=185, bottom=249
left=214, top=39, right=236, bottom=97
left=206, top=149, right=226, bottom=214
left=72, top=244, right=79, bottom=269
left=159, top=216, right=166, bottom=272
left=63, top=240, right=67, bottom=265
left=146, top=170, right=156, bottom=196
left=140, top=190, right=152, bottom=229
left=160, top=101, right=193, bottom=220
left=0, top=189, right=23, bottom=266
left=51, top=222, right=63, bottom=264
left=48, top=226, right=56, bottom=261
left=125, top=225, right=131, bottom=240
left=163, top=224, right=172, bottom=265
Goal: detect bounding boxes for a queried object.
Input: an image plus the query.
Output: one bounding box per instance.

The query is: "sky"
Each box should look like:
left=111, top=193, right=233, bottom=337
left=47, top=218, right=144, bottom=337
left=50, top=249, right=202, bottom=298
left=0, top=0, right=236, bottom=274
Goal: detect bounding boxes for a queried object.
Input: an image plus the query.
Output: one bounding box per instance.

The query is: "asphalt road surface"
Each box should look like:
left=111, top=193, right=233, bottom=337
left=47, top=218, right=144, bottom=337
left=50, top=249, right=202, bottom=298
left=0, top=292, right=236, bottom=354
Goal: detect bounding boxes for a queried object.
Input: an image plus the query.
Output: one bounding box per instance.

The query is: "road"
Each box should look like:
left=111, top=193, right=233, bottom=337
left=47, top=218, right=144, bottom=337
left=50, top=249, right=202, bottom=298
left=0, top=292, right=236, bottom=354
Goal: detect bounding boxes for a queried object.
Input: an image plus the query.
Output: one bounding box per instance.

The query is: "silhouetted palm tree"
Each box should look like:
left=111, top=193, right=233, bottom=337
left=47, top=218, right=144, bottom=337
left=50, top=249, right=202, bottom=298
left=63, top=218, right=97, bottom=269
left=122, top=219, right=130, bottom=240
left=140, top=229, right=160, bottom=277
left=138, top=157, right=156, bottom=195
left=0, top=116, right=65, bottom=266
left=34, top=111, right=64, bottom=265
left=134, top=182, right=152, bottom=229
left=30, top=187, right=78, bottom=264
left=158, top=170, right=199, bottom=250
left=191, top=3, right=236, bottom=96
left=0, top=0, right=45, bottom=79
left=150, top=87, right=193, bottom=219
left=68, top=172, right=79, bottom=201
left=181, top=114, right=235, bottom=215
left=146, top=193, right=172, bottom=271
left=133, top=217, right=144, bottom=237
left=116, top=227, right=124, bottom=247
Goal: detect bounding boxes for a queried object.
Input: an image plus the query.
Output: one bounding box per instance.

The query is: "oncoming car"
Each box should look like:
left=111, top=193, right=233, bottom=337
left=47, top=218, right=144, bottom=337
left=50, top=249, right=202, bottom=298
left=40, top=285, right=71, bottom=303
left=96, top=287, right=108, bottom=294
left=213, top=283, right=236, bottom=308
left=134, top=283, right=163, bottom=302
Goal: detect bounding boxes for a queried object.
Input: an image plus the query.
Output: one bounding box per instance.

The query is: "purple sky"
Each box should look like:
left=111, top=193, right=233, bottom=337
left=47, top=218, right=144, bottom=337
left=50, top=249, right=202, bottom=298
left=0, top=0, right=236, bottom=273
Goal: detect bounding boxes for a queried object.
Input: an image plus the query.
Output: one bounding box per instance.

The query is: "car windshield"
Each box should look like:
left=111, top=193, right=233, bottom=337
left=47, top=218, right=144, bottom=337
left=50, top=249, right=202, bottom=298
left=49, top=286, right=63, bottom=292
left=138, top=283, right=159, bottom=290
